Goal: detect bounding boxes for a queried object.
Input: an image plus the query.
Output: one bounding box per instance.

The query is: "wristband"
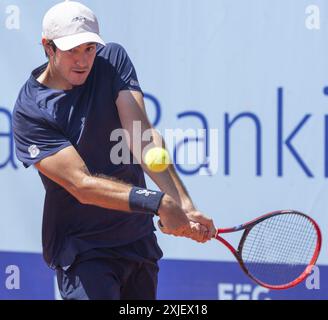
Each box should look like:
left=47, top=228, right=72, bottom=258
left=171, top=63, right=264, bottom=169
left=129, top=187, right=165, bottom=216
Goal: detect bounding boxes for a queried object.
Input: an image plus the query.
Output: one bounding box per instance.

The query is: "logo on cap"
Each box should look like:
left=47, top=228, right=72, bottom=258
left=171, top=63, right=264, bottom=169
left=72, top=16, right=87, bottom=23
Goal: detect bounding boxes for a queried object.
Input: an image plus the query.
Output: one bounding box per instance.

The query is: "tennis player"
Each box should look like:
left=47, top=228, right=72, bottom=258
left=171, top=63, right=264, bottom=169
left=12, top=1, right=216, bottom=300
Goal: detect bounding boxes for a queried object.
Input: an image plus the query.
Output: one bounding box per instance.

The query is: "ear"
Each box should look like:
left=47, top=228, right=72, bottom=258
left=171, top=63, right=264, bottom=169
left=42, top=38, right=55, bottom=57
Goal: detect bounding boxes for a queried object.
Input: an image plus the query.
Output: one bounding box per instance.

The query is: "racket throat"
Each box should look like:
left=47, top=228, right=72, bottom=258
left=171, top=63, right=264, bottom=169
left=216, top=235, right=240, bottom=261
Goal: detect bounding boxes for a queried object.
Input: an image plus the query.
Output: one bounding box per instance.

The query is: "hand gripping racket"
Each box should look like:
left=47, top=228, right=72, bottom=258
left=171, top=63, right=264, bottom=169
left=159, top=210, right=322, bottom=290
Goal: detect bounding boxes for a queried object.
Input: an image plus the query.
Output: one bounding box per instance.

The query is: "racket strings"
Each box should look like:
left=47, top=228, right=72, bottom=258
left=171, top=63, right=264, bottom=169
left=248, top=215, right=315, bottom=281
left=243, top=221, right=314, bottom=284
left=240, top=213, right=318, bottom=286
left=249, top=215, right=316, bottom=274
left=247, top=215, right=317, bottom=284
left=250, top=215, right=314, bottom=264
left=244, top=214, right=315, bottom=264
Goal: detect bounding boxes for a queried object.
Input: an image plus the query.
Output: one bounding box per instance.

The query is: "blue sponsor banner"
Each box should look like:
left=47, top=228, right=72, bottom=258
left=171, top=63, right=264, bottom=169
left=158, top=259, right=327, bottom=300
left=1, top=252, right=326, bottom=300
left=0, top=252, right=54, bottom=300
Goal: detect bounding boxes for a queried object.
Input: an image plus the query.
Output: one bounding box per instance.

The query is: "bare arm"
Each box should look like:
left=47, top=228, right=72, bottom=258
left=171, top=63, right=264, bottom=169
left=116, top=90, right=194, bottom=210
left=34, top=145, right=199, bottom=239
left=116, top=90, right=216, bottom=238
left=35, top=146, right=131, bottom=211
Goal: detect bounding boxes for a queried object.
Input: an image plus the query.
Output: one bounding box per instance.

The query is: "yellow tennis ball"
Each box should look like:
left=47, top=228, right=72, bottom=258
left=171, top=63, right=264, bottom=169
left=144, top=147, right=170, bottom=172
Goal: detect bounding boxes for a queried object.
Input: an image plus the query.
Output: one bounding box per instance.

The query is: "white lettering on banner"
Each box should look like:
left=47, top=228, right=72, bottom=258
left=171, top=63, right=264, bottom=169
left=5, top=265, right=20, bottom=290
left=305, top=5, right=320, bottom=30
left=218, top=283, right=270, bottom=300
left=5, top=5, right=20, bottom=30
left=305, top=265, right=320, bottom=290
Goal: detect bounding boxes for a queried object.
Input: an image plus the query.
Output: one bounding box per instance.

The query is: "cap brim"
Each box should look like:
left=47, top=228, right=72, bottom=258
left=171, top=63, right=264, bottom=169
left=53, top=32, right=106, bottom=51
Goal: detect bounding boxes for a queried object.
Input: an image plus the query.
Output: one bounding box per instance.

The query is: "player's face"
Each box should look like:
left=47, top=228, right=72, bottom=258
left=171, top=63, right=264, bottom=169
left=52, top=43, right=97, bottom=88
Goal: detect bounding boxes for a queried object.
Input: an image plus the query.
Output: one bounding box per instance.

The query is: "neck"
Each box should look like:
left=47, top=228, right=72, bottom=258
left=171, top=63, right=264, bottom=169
left=37, top=62, right=73, bottom=90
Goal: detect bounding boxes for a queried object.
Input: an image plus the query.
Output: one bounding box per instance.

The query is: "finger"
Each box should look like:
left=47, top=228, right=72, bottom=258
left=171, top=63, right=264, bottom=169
left=197, top=218, right=216, bottom=239
left=187, top=212, right=216, bottom=237
left=157, top=219, right=174, bottom=235
left=157, top=220, right=166, bottom=232
left=190, top=222, right=207, bottom=243
left=188, top=212, right=210, bottom=224
left=211, top=227, right=217, bottom=238
left=192, top=223, right=206, bottom=242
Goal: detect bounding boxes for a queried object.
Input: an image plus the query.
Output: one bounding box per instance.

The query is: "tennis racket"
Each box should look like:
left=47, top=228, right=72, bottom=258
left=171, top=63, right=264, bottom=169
left=159, top=209, right=322, bottom=290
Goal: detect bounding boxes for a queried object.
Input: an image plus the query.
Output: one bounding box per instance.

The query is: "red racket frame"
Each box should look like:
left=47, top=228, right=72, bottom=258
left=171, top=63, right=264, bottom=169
left=215, top=210, right=322, bottom=290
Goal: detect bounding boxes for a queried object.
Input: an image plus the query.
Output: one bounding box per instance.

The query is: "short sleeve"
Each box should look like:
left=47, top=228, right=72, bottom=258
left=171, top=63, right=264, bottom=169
left=13, top=107, right=72, bottom=168
left=109, top=44, right=143, bottom=101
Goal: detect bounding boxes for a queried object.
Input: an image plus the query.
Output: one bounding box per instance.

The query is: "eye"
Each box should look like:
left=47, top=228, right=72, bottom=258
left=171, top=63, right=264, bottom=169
left=86, top=46, right=96, bottom=53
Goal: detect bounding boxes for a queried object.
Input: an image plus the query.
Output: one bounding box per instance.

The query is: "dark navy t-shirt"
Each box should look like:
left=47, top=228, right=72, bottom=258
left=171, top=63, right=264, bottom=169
left=13, top=43, right=162, bottom=269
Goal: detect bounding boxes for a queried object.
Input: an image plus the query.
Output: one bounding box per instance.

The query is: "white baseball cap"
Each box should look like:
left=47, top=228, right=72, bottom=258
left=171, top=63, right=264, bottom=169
left=42, top=1, right=106, bottom=51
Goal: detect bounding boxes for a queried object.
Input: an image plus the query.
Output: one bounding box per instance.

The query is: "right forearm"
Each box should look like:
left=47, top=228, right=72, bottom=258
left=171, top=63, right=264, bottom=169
left=73, top=173, right=206, bottom=242
left=76, top=175, right=133, bottom=212
left=76, top=174, right=171, bottom=216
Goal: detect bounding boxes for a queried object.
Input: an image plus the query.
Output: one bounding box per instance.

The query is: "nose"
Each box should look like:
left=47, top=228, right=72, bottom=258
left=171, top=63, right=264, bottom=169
left=75, top=54, right=88, bottom=68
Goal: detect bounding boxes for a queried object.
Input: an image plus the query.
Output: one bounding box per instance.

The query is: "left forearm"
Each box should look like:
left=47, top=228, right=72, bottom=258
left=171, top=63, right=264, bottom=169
left=141, top=160, right=195, bottom=212
left=116, top=90, right=195, bottom=211
left=136, top=123, right=195, bottom=211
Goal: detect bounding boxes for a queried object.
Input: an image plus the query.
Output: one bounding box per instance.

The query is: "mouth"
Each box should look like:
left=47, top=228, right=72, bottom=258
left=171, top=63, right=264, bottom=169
left=72, top=70, right=88, bottom=75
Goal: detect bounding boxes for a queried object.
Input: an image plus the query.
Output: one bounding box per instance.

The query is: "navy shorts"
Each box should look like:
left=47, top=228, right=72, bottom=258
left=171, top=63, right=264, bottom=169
left=56, top=233, right=163, bottom=300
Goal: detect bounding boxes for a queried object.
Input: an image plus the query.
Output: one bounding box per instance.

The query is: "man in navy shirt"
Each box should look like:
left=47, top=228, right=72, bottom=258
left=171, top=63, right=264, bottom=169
left=13, top=1, right=216, bottom=300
